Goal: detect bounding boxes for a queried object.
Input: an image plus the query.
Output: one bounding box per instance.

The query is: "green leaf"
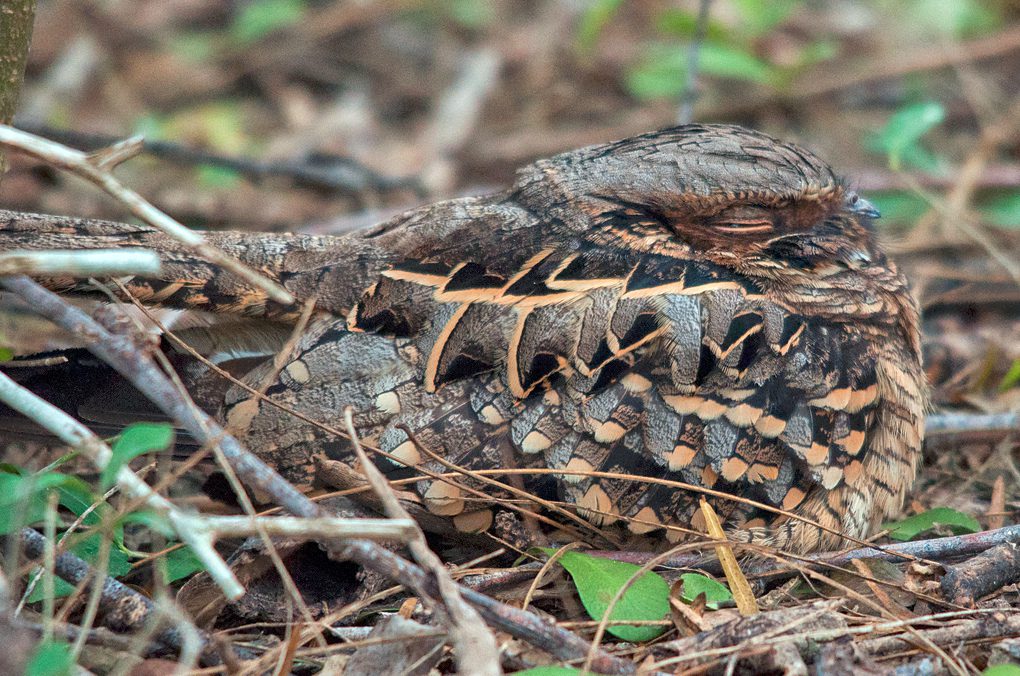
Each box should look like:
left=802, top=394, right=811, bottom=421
left=102, top=423, right=174, bottom=489
left=978, top=190, right=1020, bottom=228
left=53, top=476, right=102, bottom=525
left=999, top=359, right=1020, bottom=392
left=542, top=549, right=669, bottom=642
left=446, top=0, right=495, bottom=29
left=868, top=102, right=945, bottom=171
left=197, top=165, right=242, bottom=189
left=0, top=472, right=79, bottom=534
left=625, top=44, right=686, bottom=100
left=70, top=533, right=133, bottom=578
left=231, top=0, right=307, bottom=45
left=53, top=475, right=124, bottom=546
left=883, top=507, right=981, bottom=541
left=0, top=347, right=13, bottom=361
left=28, top=576, right=77, bottom=603
left=731, top=0, right=802, bottom=37
left=985, top=666, right=1020, bottom=676
left=698, top=42, right=777, bottom=85
left=576, top=0, right=625, bottom=50
left=511, top=668, right=585, bottom=676
left=25, top=639, right=75, bottom=676
left=626, top=39, right=779, bottom=101
left=162, top=545, right=206, bottom=584
left=169, top=32, right=218, bottom=62
left=677, top=573, right=732, bottom=609
left=655, top=9, right=729, bottom=41
left=906, top=0, right=1000, bottom=38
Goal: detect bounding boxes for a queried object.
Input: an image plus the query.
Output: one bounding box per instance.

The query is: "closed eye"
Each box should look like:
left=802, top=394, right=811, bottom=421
left=711, top=219, right=775, bottom=234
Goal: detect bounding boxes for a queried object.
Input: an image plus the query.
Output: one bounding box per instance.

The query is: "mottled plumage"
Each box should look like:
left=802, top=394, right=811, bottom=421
left=0, top=124, right=928, bottom=552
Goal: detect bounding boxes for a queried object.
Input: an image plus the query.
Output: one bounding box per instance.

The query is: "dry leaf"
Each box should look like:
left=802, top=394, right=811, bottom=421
left=698, top=498, right=758, bottom=616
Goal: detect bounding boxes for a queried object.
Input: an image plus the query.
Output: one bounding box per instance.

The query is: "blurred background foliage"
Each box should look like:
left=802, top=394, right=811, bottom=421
left=3, top=0, right=1019, bottom=235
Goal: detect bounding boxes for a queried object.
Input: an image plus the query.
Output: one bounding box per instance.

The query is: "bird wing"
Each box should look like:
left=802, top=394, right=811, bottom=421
left=229, top=206, right=883, bottom=550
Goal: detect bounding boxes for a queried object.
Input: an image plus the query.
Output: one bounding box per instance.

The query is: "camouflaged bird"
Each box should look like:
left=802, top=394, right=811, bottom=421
left=0, top=124, right=928, bottom=553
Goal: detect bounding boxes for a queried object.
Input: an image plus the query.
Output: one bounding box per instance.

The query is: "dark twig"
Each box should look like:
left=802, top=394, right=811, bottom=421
left=860, top=611, right=1020, bottom=657
left=0, top=125, right=295, bottom=305
left=0, top=274, right=315, bottom=520
left=941, top=543, right=1020, bottom=607
left=18, top=528, right=230, bottom=665
left=12, top=122, right=424, bottom=197
left=588, top=524, right=1020, bottom=576
left=807, top=525, right=1020, bottom=569
left=677, top=0, right=713, bottom=124
left=925, top=411, right=1020, bottom=437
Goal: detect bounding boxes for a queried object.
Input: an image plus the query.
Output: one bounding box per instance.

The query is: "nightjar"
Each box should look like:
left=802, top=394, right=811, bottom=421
left=0, top=124, right=928, bottom=553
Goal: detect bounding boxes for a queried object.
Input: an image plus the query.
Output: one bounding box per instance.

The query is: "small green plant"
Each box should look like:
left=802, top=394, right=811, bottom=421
left=977, top=190, right=1020, bottom=228
left=230, top=0, right=307, bottom=45
left=676, top=572, right=732, bottom=609
left=539, top=549, right=670, bottom=642
left=9, top=422, right=206, bottom=602
left=867, top=101, right=945, bottom=171
left=101, top=422, right=175, bottom=489
left=25, top=639, right=75, bottom=676
left=882, top=507, right=981, bottom=541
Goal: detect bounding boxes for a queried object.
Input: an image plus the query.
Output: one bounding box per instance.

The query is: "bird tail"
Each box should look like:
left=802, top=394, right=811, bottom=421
left=0, top=210, right=344, bottom=319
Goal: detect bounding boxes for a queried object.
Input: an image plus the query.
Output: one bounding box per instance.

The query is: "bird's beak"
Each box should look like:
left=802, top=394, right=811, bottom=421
left=847, top=193, right=881, bottom=219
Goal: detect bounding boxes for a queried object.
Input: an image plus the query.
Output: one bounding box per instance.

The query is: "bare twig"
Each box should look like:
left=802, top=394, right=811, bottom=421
left=0, top=249, right=160, bottom=277
left=588, top=524, right=1020, bottom=582
left=925, top=411, right=1020, bottom=437
left=12, top=122, right=423, bottom=197
left=677, top=0, right=713, bottom=124
left=184, top=515, right=416, bottom=542
left=859, top=610, right=1020, bottom=658
left=0, top=125, right=295, bottom=305
left=649, top=606, right=1006, bottom=671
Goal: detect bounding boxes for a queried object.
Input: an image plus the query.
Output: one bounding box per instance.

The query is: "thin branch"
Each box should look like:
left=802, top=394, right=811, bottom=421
left=591, top=524, right=1020, bottom=578
left=189, top=515, right=417, bottom=542
left=677, top=0, right=713, bottom=124
left=12, top=122, right=423, bottom=197
left=0, top=124, right=295, bottom=305
left=0, top=249, right=161, bottom=277
left=925, top=411, right=1020, bottom=436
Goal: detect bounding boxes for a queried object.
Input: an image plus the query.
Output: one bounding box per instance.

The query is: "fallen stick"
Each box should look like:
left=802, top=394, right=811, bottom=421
left=941, top=543, right=1020, bottom=607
